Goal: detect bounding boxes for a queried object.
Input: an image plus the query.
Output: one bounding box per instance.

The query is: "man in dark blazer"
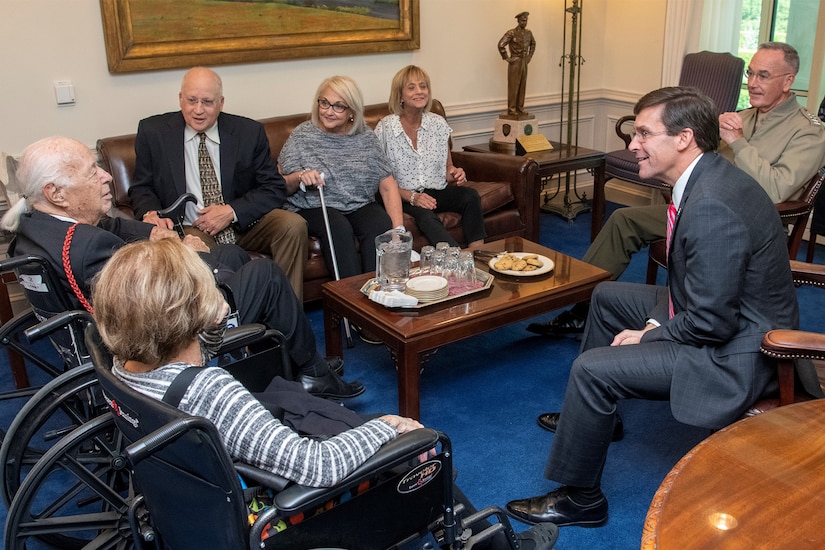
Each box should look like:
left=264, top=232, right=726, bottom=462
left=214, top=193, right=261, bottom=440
left=506, top=87, right=810, bottom=528
left=2, top=136, right=362, bottom=399
left=129, top=67, right=308, bottom=299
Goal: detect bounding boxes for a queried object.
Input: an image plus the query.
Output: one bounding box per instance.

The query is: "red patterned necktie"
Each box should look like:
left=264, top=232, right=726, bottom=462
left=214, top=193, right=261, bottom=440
left=666, top=201, right=677, bottom=318
left=198, top=132, right=236, bottom=245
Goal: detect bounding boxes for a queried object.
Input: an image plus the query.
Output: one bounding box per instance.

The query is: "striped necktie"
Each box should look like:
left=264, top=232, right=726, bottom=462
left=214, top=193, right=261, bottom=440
left=666, top=201, right=677, bottom=318
left=198, top=132, right=236, bottom=245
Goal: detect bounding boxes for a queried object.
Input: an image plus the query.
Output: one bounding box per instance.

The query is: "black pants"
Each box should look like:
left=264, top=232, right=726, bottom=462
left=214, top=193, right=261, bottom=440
left=298, top=202, right=391, bottom=279
left=403, top=186, right=486, bottom=247
left=220, top=255, right=321, bottom=370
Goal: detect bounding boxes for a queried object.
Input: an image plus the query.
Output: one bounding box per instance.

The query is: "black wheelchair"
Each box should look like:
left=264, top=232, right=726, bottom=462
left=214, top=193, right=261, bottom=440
left=0, top=256, right=103, bottom=514
left=3, top=312, right=291, bottom=549
left=0, top=193, right=210, bottom=511
left=3, top=316, right=556, bottom=549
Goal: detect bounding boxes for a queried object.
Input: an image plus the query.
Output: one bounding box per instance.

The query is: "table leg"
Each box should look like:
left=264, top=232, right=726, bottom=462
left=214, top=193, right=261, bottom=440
left=591, top=161, right=606, bottom=241
left=395, top=345, right=422, bottom=420
left=323, top=307, right=344, bottom=360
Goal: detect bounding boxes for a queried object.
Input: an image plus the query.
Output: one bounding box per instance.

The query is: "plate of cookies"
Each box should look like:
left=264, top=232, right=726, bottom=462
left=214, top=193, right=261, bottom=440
left=488, top=252, right=554, bottom=277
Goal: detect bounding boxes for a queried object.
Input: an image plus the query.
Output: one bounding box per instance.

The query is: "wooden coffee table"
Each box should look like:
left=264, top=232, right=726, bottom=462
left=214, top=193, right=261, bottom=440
left=321, top=237, right=610, bottom=418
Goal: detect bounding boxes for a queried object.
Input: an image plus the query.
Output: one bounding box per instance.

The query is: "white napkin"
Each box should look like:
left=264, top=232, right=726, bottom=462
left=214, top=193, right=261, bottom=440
left=369, top=289, right=418, bottom=307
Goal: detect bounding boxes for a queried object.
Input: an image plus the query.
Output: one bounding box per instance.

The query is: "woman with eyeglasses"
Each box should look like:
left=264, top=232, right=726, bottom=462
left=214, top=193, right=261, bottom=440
left=279, top=75, right=404, bottom=280
left=375, top=65, right=486, bottom=249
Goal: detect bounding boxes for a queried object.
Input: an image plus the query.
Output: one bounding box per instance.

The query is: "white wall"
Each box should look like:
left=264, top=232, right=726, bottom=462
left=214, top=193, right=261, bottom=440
left=0, top=0, right=667, bottom=155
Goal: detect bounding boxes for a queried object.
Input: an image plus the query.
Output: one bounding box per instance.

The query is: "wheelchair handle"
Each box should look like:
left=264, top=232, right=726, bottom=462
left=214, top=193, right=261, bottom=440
left=126, top=416, right=212, bottom=464
left=24, top=309, right=93, bottom=342
left=0, top=254, right=50, bottom=273
left=157, top=193, right=197, bottom=238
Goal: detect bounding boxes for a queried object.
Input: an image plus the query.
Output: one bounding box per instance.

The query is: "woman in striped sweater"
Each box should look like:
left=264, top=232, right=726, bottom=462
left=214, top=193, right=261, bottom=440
left=92, top=237, right=423, bottom=488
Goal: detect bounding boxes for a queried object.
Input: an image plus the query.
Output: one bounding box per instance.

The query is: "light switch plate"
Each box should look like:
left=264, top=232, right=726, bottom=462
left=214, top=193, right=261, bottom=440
left=54, top=80, right=76, bottom=105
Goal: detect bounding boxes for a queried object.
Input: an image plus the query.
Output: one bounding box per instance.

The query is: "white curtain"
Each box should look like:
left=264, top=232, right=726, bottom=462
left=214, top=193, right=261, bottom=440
left=661, top=0, right=742, bottom=86
left=699, top=0, right=742, bottom=53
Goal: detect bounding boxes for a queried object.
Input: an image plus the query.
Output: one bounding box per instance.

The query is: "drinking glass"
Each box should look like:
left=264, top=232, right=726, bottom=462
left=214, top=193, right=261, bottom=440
left=419, top=245, right=435, bottom=276
left=456, top=251, right=477, bottom=291
left=431, top=250, right=446, bottom=277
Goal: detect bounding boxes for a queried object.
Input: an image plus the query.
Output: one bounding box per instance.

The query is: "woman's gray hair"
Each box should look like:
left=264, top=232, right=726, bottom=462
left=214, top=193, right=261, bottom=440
left=310, top=75, right=367, bottom=135
left=0, top=136, right=83, bottom=232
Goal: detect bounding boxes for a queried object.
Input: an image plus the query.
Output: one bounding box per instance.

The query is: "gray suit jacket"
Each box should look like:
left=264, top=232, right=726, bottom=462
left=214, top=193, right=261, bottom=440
left=642, top=152, right=804, bottom=428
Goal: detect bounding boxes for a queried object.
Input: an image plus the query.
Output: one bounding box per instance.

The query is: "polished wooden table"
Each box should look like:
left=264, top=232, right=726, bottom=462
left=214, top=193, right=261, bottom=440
left=641, top=399, right=825, bottom=549
left=322, top=237, right=610, bottom=418
left=463, top=141, right=606, bottom=241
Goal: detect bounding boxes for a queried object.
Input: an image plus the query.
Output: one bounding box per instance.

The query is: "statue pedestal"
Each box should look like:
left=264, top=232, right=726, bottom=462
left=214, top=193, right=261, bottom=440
left=490, top=114, right=538, bottom=153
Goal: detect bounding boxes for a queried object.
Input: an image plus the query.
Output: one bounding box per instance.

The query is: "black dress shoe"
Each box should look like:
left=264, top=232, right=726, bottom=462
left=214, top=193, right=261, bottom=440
left=300, top=370, right=365, bottom=399
left=506, top=486, right=608, bottom=527
left=326, top=356, right=344, bottom=376
left=526, top=309, right=586, bottom=336
left=536, top=412, right=624, bottom=442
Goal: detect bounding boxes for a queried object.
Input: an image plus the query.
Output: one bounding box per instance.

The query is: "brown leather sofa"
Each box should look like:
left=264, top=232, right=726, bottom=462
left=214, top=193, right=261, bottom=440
left=96, top=100, right=539, bottom=302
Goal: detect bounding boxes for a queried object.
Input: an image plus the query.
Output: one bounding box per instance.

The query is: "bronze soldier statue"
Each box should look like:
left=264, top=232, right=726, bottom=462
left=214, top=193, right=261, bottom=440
left=498, top=12, right=536, bottom=118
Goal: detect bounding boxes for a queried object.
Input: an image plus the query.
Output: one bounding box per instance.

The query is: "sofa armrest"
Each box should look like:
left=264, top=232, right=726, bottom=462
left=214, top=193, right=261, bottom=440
left=451, top=150, right=539, bottom=241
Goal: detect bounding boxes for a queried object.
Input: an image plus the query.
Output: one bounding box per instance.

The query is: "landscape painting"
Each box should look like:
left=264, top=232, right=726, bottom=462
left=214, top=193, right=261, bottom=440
left=100, top=0, right=419, bottom=73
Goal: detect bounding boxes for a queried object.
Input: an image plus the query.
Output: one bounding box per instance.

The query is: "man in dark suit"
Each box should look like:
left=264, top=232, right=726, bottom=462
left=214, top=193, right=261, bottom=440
left=129, top=67, right=308, bottom=299
left=2, top=136, right=363, bottom=399
left=506, top=87, right=809, bottom=528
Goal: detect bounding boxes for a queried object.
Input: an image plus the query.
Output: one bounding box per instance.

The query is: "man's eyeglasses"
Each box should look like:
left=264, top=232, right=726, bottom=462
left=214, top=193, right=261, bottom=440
left=632, top=129, right=668, bottom=142
left=744, top=69, right=793, bottom=83
left=317, top=98, right=349, bottom=113
left=184, top=97, right=217, bottom=108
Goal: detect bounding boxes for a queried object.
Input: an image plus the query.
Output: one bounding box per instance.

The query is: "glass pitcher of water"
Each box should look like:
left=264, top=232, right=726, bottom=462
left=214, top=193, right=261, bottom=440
left=375, top=228, right=413, bottom=291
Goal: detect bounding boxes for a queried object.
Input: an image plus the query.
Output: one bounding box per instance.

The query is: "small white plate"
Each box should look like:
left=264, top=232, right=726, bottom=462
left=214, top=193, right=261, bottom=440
left=488, top=253, right=554, bottom=277
left=406, top=275, right=449, bottom=292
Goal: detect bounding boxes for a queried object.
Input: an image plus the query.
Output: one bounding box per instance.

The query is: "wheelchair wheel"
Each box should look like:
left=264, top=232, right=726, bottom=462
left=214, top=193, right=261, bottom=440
left=0, top=363, right=106, bottom=508
left=3, top=414, right=135, bottom=550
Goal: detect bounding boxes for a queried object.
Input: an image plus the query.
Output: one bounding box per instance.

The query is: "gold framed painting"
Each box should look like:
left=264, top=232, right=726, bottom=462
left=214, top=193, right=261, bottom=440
left=100, top=0, right=420, bottom=73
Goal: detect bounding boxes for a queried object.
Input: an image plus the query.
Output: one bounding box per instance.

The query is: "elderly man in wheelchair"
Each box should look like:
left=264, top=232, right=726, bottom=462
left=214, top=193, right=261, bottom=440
left=84, top=236, right=556, bottom=549
left=0, top=135, right=361, bottom=400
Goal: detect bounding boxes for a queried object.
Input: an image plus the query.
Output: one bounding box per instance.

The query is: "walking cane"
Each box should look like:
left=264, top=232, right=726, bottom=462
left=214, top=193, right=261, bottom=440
left=317, top=174, right=354, bottom=348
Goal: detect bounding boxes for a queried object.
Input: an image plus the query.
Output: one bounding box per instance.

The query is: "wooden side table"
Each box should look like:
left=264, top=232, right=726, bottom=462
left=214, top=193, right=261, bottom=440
left=463, top=141, right=606, bottom=242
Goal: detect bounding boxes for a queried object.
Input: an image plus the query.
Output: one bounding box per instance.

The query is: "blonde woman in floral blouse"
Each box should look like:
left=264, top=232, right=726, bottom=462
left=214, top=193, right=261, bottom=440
left=374, top=65, right=486, bottom=248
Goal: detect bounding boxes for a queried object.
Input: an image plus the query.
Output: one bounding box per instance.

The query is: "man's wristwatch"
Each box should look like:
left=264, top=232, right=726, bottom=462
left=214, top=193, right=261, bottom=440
left=394, top=225, right=406, bottom=233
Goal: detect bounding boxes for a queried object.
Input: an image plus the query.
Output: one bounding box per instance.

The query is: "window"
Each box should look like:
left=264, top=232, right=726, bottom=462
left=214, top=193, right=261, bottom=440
left=736, top=0, right=820, bottom=109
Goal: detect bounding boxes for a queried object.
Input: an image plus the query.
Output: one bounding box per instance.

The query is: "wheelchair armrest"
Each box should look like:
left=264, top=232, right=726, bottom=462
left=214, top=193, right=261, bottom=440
left=234, top=462, right=291, bottom=492
left=273, top=428, right=443, bottom=513
left=219, top=324, right=267, bottom=352
left=24, top=309, right=93, bottom=342
left=0, top=307, right=37, bottom=337
left=615, top=115, right=636, bottom=148
left=219, top=326, right=291, bottom=384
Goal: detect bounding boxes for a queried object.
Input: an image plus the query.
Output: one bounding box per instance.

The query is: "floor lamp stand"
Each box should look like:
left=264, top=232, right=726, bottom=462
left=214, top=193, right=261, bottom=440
left=541, top=0, right=590, bottom=221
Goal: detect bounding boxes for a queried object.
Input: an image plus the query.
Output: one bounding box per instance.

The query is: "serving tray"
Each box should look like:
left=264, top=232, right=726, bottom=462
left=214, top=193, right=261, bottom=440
left=361, top=268, right=494, bottom=309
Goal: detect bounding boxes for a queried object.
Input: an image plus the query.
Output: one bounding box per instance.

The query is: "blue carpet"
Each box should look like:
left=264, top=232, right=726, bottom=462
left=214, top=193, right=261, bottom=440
left=2, top=203, right=824, bottom=549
